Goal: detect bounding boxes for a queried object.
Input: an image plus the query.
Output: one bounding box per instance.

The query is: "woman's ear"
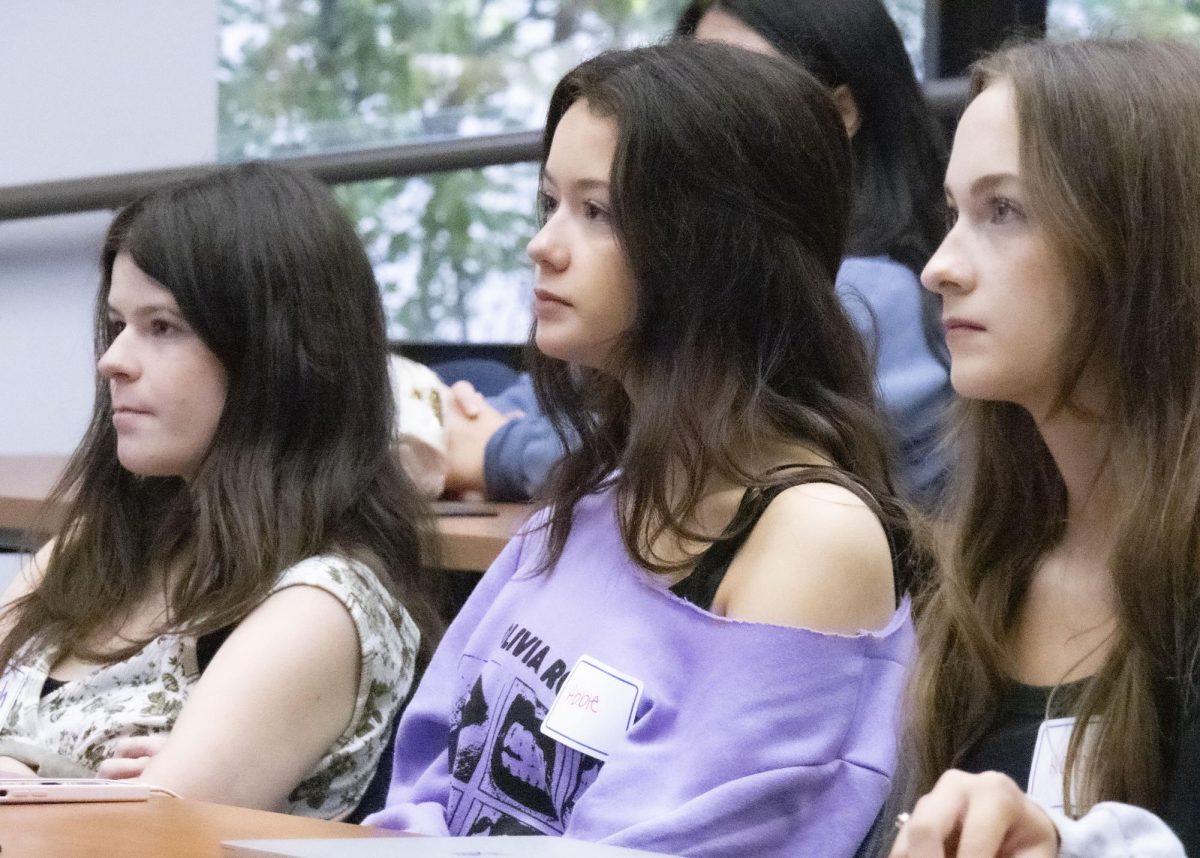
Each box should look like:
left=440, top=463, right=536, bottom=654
left=831, top=84, right=862, bottom=139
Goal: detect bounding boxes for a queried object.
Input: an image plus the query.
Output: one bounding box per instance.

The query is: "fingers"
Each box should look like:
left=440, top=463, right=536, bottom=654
left=97, top=756, right=150, bottom=780
left=955, top=772, right=1027, bottom=857
left=890, top=770, right=1059, bottom=858
left=0, top=755, right=38, bottom=777
left=99, top=735, right=168, bottom=779
left=449, top=380, right=485, bottom=418
left=891, top=770, right=971, bottom=858
left=109, top=735, right=168, bottom=759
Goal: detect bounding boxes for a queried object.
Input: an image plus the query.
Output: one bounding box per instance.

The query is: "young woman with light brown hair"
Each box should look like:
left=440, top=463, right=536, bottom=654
left=888, top=38, right=1200, bottom=857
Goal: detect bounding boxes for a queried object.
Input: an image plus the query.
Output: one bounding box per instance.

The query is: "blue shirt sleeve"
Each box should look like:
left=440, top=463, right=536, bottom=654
left=835, top=256, right=953, bottom=506
left=483, top=374, right=568, bottom=501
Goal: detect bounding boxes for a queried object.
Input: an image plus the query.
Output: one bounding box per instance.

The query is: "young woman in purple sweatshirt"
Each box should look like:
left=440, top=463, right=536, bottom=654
left=367, top=40, right=926, bottom=856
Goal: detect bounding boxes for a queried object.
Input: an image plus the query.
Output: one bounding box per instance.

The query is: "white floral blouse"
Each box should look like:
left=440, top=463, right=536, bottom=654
left=0, top=554, right=419, bottom=819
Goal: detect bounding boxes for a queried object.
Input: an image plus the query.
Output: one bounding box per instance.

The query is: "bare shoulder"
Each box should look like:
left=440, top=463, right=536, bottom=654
left=140, top=581, right=364, bottom=808
left=232, top=583, right=360, bottom=654
left=714, top=482, right=897, bottom=634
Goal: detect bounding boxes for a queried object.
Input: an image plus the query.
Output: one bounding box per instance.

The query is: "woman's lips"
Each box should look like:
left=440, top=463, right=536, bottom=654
left=943, top=317, right=985, bottom=333
left=533, top=288, right=571, bottom=306
left=533, top=289, right=572, bottom=319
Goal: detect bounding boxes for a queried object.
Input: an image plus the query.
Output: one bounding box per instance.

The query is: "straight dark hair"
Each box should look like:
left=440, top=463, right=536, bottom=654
left=677, top=0, right=946, bottom=276
left=678, top=0, right=949, bottom=360
left=1, top=162, right=443, bottom=670
left=530, top=41, right=922, bottom=592
left=907, top=38, right=1200, bottom=815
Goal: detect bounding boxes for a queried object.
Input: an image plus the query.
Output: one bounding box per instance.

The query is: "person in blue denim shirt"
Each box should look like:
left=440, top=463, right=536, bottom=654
left=444, top=0, right=952, bottom=507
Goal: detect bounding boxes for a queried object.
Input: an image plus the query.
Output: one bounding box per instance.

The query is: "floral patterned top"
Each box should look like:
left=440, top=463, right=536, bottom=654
left=0, top=554, right=420, bottom=819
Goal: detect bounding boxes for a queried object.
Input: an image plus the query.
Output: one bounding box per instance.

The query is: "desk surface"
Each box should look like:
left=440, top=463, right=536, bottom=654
left=0, top=454, right=527, bottom=572
left=0, top=795, right=399, bottom=857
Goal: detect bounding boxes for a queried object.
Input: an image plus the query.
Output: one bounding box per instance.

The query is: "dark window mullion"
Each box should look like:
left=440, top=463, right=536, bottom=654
left=925, top=0, right=1048, bottom=79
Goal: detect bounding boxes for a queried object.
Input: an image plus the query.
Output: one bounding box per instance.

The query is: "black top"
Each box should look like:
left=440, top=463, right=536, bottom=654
left=957, top=679, right=1086, bottom=789
left=960, top=679, right=1200, bottom=855
left=670, top=465, right=895, bottom=610
left=39, top=625, right=234, bottom=699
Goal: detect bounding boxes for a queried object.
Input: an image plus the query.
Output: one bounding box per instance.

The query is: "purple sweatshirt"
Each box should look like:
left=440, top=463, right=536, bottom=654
left=367, top=487, right=914, bottom=856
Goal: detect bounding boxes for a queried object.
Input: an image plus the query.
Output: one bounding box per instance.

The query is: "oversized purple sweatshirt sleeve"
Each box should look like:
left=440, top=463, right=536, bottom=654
left=366, top=491, right=912, bottom=856
left=563, top=607, right=914, bottom=856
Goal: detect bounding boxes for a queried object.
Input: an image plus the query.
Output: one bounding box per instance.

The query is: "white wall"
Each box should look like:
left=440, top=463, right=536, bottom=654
left=0, top=0, right=218, bottom=454
left=0, top=552, right=26, bottom=594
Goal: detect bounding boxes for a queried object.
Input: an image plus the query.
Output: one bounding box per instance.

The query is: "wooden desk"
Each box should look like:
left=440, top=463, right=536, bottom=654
left=436, top=502, right=529, bottom=571
left=0, top=454, right=66, bottom=541
left=0, top=795, right=401, bottom=857
left=0, top=455, right=527, bottom=571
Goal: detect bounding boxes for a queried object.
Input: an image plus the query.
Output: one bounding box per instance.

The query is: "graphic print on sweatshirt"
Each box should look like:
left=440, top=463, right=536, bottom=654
left=446, top=644, right=605, bottom=835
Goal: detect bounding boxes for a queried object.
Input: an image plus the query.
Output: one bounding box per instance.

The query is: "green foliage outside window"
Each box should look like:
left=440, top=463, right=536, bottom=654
left=1049, top=0, right=1200, bottom=38
left=219, top=0, right=925, bottom=342
left=220, top=0, right=678, bottom=342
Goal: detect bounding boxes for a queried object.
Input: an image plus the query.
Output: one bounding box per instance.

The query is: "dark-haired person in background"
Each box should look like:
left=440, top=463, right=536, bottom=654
left=368, top=40, right=925, bottom=856
left=0, top=163, right=442, bottom=819
left=446, top=0, right=952, bottom=508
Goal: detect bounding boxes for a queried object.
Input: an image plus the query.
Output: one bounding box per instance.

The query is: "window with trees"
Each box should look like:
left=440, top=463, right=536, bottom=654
left=1048, top=0, right=1200, bottom=38
left=219, top=0, right=925, bottom=342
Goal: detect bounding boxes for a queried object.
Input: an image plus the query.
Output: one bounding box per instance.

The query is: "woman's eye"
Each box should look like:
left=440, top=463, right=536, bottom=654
left=944, top=206, right=959, bottom=232
left=149, top=319, right=176, bottom=336
left=106, top=319, right=125, bottom=340
left=989, top=196, right=1023, bottom=225
left=583, top=200, right=611, bottom=223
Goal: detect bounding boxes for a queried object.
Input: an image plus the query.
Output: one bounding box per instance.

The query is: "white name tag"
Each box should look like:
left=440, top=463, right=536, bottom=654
left=540, top=654, right=644, bottom=761
left=1027, top=716, right=1095, bottom=810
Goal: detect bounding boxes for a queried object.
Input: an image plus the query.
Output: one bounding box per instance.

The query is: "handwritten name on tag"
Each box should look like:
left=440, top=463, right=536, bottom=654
left=540, top=655, right=644, bottom=761
left=1027, top=716, right=1097, bottom=811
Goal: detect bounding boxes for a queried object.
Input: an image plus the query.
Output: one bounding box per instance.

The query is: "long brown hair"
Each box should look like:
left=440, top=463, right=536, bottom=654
left=906, top=39, right=1200, bottom=814
left=529, top=41, right=922, bottom=591
left=1, top=163, right=443, bottom=670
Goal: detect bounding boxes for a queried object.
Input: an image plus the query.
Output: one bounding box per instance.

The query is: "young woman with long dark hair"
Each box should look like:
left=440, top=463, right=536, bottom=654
left=443, top=0, right=951, bottom=509
left=0, top=162, right=442, bottom=819
left=888, top=39, right=1200, bottom=857
left=367, top=40, right=925, bottom=856
left=677, top=0, right=952, bottom=505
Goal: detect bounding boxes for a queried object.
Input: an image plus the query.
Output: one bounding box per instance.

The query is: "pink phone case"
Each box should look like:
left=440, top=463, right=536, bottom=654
left=0, top=778, right=151, bottom=803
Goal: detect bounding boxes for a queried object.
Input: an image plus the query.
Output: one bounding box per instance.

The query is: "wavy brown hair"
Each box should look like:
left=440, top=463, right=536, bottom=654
left=1, top=162, right=443, bottom=671
left=906, top=39, right=1200, bottom=814
left=528, top=41, right=923, bottom=592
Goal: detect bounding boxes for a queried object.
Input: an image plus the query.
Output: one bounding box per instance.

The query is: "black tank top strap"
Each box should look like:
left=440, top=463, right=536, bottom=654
left=39, top=625, right=235, bottom=699
left=195, top=625, right=235, bottom=673
left=669, top=463, right=896, bottom=611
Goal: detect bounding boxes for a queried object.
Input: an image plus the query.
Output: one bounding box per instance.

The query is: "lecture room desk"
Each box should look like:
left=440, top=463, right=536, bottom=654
left=0, top=795, right=406, bottom=857
left=0, top=465, right=523, bottom=856
left=0, top=454, right=529, bottom=572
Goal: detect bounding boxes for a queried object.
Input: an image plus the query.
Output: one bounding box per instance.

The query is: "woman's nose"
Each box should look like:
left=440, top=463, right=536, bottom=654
left=921, top=231, right=971, bottom=296
left=527, top=221, right=569, bottom=272
left=97, top=328, right=139, bottom=381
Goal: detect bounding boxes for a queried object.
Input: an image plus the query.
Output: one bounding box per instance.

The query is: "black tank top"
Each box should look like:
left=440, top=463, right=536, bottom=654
left=670, top=464, right=901, bottom=610
left=39, top=625, right=235, bottom=698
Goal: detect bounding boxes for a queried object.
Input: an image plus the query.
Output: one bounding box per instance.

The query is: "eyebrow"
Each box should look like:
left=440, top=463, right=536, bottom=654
left=540, top=168, right=609, bottom=193
left=106, top=303, right=183, bottom=319
left=945, top=171, right=1020, bottom=200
